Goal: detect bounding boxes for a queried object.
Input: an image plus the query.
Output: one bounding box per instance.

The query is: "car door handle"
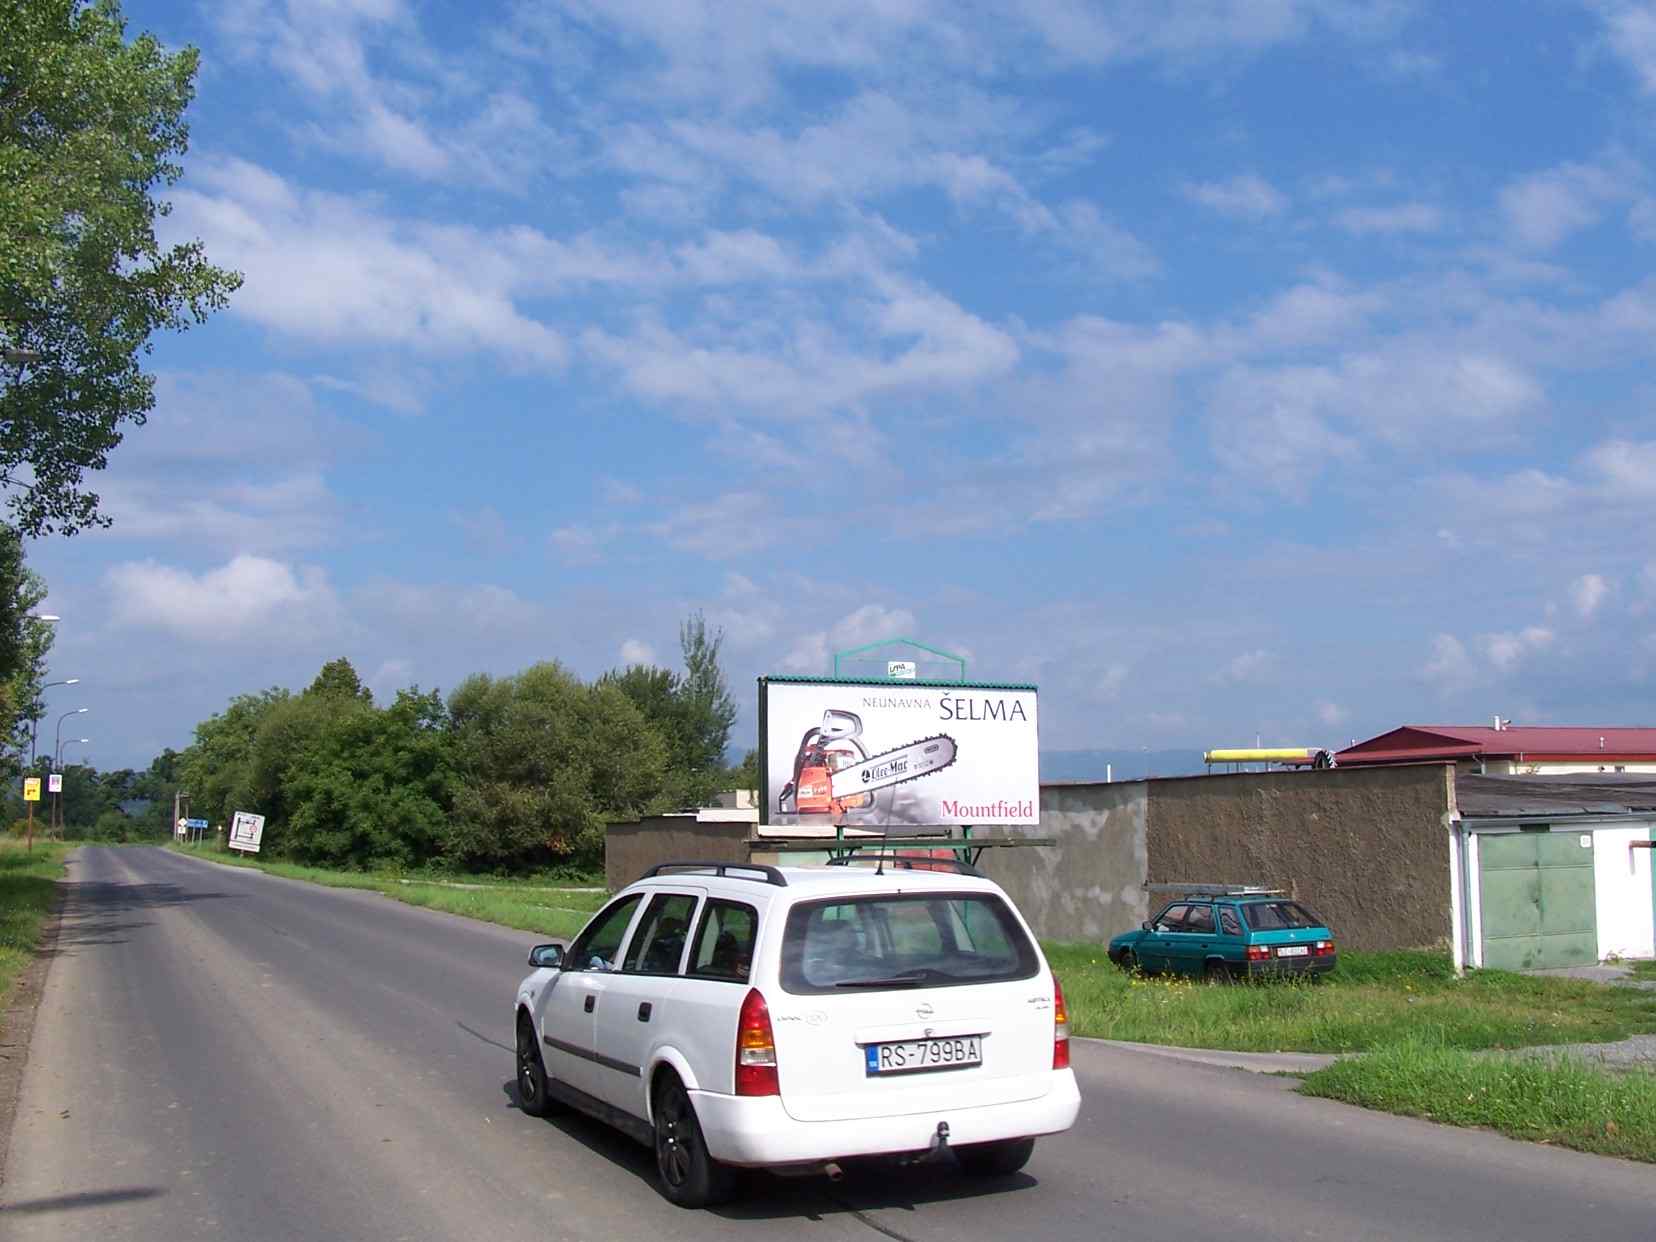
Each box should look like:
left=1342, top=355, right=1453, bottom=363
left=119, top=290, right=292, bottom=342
left=584, top=995, right=595, bottom=1013
left=637, top=1002, right=652, bottom=1022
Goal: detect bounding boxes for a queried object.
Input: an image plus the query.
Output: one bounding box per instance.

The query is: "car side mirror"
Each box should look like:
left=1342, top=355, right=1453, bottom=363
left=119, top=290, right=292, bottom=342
left=527, top=943, right=563, bottom=969
left=1141, top=920, right=1152, bottom=932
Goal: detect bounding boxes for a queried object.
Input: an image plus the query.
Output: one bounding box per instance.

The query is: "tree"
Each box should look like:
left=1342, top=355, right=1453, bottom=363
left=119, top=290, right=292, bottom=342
left=447, top=663, right=667, bottom=870
left=281, top=688, right=454, bottom=868
left=305, top=657, right=372, bottom=703
left=1, top=0, right=241, bottom=536
left=176, top=688, right=287, bottom=826
left=676, top=611, right=737, bottom=789
left=0, top=527, right=54, bottom=777
left=598, top=613, right=739, bottom=808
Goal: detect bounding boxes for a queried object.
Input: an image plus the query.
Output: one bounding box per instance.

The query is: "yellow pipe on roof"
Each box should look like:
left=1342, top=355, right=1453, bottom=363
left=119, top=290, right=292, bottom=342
left=1204, top=748, right=1316, bottom=763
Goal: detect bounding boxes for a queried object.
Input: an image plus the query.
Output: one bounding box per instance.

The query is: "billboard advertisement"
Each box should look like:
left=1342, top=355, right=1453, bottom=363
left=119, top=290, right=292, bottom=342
left=760, top=677, right=1038, bottom=827
left=229, top=810, right=266, bottom=853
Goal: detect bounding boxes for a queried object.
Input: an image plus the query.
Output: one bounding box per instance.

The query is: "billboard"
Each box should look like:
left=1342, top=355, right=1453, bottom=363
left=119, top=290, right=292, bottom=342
left=760, top=677, right=1038, bottom=827
left=229, top=810, right=266, bottom=853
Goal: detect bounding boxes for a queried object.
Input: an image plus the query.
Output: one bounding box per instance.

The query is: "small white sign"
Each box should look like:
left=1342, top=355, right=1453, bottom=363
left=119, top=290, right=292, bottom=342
left=887, top=660, right=918, bottom=680
left=47, top=773, right=62, bottom=794
left=1581, top=834, right=1592, bottom=848
left=230, top=810, right=266, bottom=854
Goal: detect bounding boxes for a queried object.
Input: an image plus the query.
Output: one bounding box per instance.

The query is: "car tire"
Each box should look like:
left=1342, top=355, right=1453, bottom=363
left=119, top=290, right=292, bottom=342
left=956, top=1137, right=1036, bottom=1178
left=653, top=1072, right=735, bottom=1208
left=1118, top=949, right=1138, bottom=975
left=515, top=1012, right=561, bottom=1117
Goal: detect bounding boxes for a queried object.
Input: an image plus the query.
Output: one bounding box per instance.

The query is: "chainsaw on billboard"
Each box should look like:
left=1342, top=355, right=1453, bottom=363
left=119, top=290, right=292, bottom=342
left=776, top=709, right=957, bottom=817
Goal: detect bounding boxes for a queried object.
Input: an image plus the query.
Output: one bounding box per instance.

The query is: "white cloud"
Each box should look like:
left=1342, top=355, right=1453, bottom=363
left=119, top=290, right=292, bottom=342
left=1316, top=701, right=1348, bottom=727
left=1482, top=626, right=1553, bottom=671
left=106, top=555, right=344, bottom=643
left=548, top=523, right=620, bottom=566
left=619, top=639, right=657, bottom=666
left=781, top=604, right=918, bottom=674
left=1218, top=649, right=1275, bottom=684
left=1183, top=174, right=1288, bottom=220
left=369, top=657, right=415, bottom=701
left=169, top=160, right=568, bottom=368
left=1594, top=0, right=1656, bottom=92
left=1334, top=202, right=1444, bottom=235
left=1499, top=159, right=1625, bottom=250
left=1572, top=573, right=1612, bottom=619
left=1423, top=633, right=1475, bottom=687
left=646, top=492, right=780, bottom=557
left=1584, top=439, right=1656, bottom=498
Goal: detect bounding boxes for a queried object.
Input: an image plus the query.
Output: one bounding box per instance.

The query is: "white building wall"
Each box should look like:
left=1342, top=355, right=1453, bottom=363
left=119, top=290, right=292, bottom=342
left=1485, top=760, right=1656, bottom=775
left=1593, top=825, right=1656, bottom=960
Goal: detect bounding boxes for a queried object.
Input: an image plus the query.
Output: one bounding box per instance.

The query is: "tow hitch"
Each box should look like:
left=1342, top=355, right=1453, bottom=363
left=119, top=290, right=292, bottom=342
left=897, top=1120, right=951, bottom=1166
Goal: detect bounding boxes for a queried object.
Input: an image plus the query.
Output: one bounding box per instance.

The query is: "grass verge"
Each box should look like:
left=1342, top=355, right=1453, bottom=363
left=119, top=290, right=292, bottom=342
left=1627, top=959, right=1656, bottom=981
left=1299, top=1039, right=1656, bottom=1162
left=0, top=841, right=69, bottom=1035
left=167, top=843, right=607, bottom=940
left=1044, top=943, right=1656, bottom=1052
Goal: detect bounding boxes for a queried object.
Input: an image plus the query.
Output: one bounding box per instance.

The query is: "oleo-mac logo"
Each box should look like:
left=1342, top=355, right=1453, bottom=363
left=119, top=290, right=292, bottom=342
left=862, top=755, right=910, bottom=784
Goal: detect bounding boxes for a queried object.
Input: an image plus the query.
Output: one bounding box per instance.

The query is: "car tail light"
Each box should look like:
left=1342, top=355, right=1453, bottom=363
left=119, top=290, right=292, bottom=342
left=1052, top=975, right=1071, bottom=1070
left=735, top=987, right=779, bottom=1096
left=1311, top=940, right=1335, bottom=957
left=1246, top=945, right=1270, bottom=962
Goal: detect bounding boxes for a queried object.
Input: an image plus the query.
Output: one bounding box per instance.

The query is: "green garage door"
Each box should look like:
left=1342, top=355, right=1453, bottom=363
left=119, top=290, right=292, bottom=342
left=1479, top=830, right=1597, bottom=970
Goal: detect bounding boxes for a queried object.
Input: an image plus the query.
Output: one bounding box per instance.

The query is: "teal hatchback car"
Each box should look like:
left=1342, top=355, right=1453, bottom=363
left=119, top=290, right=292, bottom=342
left=1107, top=890, right=1337, bottom=981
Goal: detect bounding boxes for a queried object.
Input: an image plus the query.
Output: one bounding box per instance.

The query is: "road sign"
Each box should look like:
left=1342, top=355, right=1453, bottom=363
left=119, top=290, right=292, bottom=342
left=47, top=773, right=62, bottom=794
left=229, top=810, right=266, bottom=854
left=184, top=818, right=209, bottom=829
left=22, top=778, right=40, bottom=802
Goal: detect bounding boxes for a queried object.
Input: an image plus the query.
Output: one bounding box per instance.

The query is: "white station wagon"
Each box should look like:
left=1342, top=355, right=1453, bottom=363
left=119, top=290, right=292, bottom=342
left=513, top=859, right=1081, bottom=1207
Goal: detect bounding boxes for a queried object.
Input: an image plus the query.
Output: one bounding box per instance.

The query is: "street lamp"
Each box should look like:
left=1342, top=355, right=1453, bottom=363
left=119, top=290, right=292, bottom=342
left=51, top=708, right=88, bottom=835
left=30, top=677, right=80, bottom=767
left=53, top=738, right=89, bottom=838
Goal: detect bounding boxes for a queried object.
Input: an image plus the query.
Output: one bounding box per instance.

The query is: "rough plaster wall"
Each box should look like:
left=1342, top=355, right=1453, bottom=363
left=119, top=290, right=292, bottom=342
left=1146, top=765, right=1453, bottom=952
left=604, top=818, right=749, bottom=891
left=982, top=782, right=1149, bottom=942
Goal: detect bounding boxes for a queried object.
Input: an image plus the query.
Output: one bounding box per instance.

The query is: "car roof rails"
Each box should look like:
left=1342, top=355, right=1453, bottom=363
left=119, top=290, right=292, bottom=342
left=639, top=861, right=789, bottom=887
left=1146, top=883, right=1289, bottom=898
left=824, top=854, right=985, bottom=878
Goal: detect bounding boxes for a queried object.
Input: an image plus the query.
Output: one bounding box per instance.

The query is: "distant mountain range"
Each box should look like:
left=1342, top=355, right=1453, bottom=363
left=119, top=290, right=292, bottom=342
left=1039, top=749, right=1208, bottom=782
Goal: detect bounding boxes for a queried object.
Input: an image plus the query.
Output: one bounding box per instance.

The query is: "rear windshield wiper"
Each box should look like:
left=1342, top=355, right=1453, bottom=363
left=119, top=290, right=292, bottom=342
left=833, top=971, right=931, bottom=988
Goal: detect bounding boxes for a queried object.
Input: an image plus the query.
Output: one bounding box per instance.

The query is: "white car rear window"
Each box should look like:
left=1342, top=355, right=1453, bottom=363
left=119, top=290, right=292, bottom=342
left=779, top=893, right=1039, bottom=994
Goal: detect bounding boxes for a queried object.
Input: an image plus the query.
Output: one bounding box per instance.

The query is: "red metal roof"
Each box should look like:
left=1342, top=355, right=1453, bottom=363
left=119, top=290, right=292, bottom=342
left=1336, top=725, right=1656, bottom=765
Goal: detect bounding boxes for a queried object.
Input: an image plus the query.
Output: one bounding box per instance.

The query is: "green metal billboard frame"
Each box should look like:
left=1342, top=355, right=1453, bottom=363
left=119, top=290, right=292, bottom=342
left=831, top=637, right=966, bottom=681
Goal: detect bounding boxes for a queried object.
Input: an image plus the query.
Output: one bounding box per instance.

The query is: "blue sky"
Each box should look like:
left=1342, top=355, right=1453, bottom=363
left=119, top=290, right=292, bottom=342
left=26, top=0, right=1656, bottom=771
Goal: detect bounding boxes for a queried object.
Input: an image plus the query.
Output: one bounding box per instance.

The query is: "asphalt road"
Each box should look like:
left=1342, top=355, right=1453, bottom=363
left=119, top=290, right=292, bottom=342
left=2, top=846, right=1652, bottom=1241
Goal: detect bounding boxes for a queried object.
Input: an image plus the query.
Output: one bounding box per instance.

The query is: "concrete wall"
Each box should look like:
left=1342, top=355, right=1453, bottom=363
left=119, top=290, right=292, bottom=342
left=604, top=815, right=749, bottom=891
left=981, top=781, right=1149, bottom=943
left=1146, top=764, right=1454, bottom=952
left=1591, top=824, right=1656, bottom=960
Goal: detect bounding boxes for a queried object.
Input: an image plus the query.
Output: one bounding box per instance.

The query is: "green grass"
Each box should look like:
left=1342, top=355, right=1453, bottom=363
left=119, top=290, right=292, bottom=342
left=1300, top=1038, right=1656, bottom=1162
left=1044, top=943, right=1656, bottom=1053
left=1627, top=960, right=1656, bottom=981
left=168, top=843, right=607, bottom=939
left=0, top=841, right=70, bottom=1035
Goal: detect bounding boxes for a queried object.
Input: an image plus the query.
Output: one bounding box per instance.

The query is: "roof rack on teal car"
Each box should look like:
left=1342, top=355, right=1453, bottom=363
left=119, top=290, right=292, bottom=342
left=1145, top=883, right=1288, bottom=897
